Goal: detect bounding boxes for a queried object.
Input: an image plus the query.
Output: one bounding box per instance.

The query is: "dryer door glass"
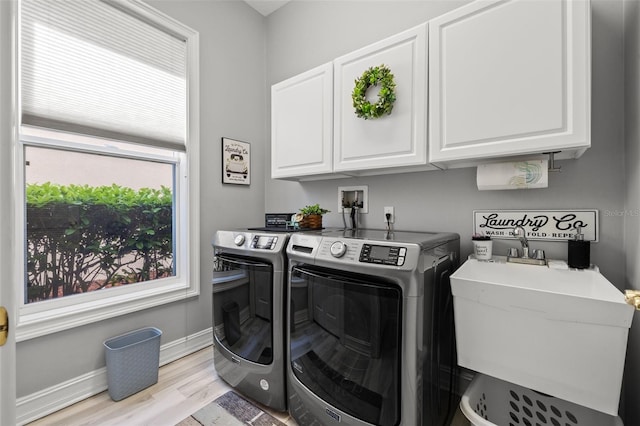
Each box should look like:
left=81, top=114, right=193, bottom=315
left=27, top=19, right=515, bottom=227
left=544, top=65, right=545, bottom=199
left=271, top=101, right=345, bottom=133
left=212, top=254, right=274, bottom=364
left=289, top=265, right=402, bottom=426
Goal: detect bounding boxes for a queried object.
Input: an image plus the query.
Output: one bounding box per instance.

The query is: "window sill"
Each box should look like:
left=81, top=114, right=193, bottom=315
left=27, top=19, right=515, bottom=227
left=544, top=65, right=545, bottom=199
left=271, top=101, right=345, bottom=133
left=16, top=281, right=199, bottom=342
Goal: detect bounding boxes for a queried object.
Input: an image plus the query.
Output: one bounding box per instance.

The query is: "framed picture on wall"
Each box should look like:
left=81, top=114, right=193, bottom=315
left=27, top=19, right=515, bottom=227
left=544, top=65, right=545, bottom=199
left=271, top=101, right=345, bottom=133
left=222, top=137, right=251, bottom=185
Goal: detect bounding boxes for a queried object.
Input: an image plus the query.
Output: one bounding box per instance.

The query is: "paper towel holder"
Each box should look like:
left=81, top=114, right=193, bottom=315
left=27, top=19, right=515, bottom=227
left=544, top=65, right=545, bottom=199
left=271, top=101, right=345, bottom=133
left=544, top=151, right=562, bottom=172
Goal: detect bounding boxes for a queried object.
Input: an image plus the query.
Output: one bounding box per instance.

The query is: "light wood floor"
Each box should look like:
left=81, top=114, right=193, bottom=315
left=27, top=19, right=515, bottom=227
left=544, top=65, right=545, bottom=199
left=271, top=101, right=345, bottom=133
left=28, top=346, right=470, bottom=426
left=27, top=347, right=296, bottom=426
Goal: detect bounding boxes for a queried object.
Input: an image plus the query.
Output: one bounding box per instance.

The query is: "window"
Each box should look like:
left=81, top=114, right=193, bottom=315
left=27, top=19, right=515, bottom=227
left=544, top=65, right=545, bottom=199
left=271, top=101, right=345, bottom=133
left=24, top=144, right=176, bottom=304
left=16, top=0, right=200, bottom=341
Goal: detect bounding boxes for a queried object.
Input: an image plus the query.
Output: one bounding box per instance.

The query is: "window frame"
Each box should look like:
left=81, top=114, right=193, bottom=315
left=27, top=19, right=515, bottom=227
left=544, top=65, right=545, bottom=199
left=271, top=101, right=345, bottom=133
left=13, top=0, right=200, bottom=342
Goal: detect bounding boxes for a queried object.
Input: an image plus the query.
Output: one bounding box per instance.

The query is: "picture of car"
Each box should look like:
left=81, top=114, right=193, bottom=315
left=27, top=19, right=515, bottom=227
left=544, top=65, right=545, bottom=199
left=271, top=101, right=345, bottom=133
left=226, top=153, right=248, bottom=179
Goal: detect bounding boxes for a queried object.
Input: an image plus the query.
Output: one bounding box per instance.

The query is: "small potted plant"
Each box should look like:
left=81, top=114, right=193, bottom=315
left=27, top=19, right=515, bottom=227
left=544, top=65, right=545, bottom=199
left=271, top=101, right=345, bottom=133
left=298, top=204, right=330, bottom=229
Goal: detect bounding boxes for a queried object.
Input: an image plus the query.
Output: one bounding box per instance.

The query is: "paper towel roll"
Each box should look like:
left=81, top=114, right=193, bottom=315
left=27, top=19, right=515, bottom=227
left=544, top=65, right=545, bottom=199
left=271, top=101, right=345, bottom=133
left=476, top=160, right=548, bottom=190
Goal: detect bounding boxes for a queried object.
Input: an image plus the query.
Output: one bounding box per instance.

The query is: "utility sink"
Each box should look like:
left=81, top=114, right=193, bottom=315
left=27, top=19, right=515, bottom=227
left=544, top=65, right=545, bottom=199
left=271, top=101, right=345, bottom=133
left=451, top=257, right=634, bottom=416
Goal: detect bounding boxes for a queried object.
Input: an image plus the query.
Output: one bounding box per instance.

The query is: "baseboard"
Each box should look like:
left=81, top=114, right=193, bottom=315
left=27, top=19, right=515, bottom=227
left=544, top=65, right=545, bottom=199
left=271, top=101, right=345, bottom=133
left=16, top=327, right=213, bottom=426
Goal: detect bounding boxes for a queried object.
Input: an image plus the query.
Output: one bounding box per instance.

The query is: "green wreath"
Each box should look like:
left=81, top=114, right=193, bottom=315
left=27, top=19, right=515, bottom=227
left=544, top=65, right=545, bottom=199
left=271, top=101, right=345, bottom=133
left=352, top=64, right=396, bottom=120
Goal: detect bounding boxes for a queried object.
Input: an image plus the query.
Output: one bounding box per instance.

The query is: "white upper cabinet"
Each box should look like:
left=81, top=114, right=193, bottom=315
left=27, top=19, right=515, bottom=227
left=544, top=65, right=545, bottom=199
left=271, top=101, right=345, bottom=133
left=333, top=23, right=435, bottom=174
left=271, top=0, right=592, bottom=180
left=271, top=62, right=334, bottom=180
left=428, top=0, right=591, bottom=165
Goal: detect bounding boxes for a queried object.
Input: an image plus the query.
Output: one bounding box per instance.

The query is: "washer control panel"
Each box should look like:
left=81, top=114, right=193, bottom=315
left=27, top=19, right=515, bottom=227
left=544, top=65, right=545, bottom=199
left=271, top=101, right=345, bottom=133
left=250, top=235, right=278, bottom=250
left=234, top=234, right=245, bottom=246
left=317, top=239, right=359, bottom=262
left=330, top=241, right=348, bottom=258
left=359, top=244, right=406, bottom=266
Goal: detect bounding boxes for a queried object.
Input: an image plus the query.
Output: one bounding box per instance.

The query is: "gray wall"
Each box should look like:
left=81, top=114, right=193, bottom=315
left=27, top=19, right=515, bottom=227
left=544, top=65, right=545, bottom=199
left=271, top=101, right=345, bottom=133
left=265, top=0, right=631, bottom=419
left=16, top=0, right=267, bottom=397
left=265, top=1, right=626, bottom=289
left=15, top=0, right=637, bottom=422
left=624, top=0, right=640, bottom=423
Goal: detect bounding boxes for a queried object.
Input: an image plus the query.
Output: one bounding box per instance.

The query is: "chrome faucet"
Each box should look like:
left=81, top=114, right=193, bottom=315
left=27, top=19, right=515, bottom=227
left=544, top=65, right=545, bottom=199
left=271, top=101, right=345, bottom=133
left=513, top=226, right=529, bottom=258
left=507, top=226, right=546, bottom=265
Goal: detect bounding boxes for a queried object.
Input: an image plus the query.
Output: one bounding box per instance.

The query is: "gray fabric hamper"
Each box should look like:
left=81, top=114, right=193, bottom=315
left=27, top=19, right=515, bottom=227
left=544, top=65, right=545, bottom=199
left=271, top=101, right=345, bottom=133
left=104, top=327, right=162, bottom=401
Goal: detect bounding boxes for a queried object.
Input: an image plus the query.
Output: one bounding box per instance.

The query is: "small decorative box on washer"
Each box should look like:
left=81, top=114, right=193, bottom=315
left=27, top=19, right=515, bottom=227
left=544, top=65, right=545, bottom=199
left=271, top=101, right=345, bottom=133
left=265, top=213, right=295, bottom=228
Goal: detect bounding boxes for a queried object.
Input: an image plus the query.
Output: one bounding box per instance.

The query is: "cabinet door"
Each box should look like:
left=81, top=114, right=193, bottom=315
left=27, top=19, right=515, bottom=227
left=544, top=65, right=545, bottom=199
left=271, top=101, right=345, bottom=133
left=333, top=24, right=429, bottom=173
left=429, top=0, right=590, bottom=163
left=271, top=63, right=333, bottom=179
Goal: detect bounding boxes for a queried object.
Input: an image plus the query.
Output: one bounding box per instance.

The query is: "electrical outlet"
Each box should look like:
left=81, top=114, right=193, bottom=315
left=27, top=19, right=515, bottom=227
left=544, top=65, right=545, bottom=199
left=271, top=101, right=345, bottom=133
left=384, top=206, right=394, bottom=223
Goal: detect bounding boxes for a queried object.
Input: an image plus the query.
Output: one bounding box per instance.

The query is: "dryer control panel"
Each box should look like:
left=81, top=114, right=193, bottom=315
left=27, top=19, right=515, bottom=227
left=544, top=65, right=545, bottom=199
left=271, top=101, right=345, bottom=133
left=251, top=235, right=278, bottom=250
left=360, top=244, right=406, bottom=266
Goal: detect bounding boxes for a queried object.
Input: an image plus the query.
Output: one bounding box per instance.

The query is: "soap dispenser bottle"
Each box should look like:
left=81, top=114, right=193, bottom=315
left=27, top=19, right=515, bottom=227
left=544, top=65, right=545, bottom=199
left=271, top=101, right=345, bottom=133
left=568, top=225, right=590, bottom=269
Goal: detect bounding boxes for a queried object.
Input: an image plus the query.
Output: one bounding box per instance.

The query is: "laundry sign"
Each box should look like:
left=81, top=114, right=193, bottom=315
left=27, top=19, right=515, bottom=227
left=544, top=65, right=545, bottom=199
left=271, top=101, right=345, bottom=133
left=473, top=210, right=599, bottom=242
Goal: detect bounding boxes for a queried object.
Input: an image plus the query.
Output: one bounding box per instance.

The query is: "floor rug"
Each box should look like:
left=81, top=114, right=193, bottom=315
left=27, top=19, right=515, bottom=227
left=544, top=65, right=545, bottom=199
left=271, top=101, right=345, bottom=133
left=177, top=390, right=287, bottom=426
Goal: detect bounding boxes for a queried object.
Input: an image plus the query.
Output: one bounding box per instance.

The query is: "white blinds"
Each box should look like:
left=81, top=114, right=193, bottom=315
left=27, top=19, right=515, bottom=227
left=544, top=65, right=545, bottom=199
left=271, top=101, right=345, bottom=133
left=20, top=0, right=187, bottom=150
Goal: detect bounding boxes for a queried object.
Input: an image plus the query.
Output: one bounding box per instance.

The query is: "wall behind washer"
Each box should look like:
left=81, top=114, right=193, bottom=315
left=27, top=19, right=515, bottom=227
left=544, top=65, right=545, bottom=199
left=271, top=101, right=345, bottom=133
left=265, top=0, right=627, bottom=289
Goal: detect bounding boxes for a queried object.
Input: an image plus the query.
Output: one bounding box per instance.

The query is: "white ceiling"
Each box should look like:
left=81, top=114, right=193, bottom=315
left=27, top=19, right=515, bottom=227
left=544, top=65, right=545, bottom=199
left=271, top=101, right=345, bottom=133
left=244, top=0, right=291, bottom=16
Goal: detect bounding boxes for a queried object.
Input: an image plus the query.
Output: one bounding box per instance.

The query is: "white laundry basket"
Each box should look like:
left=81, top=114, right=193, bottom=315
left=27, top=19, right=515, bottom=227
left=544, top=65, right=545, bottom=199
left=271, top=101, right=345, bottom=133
left=461, top=373, right=624, bottom=426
